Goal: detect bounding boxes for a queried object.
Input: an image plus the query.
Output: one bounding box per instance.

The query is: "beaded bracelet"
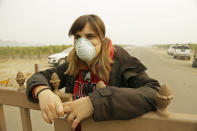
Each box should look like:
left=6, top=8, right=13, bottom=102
left=36, top=87, right=51, bottom=98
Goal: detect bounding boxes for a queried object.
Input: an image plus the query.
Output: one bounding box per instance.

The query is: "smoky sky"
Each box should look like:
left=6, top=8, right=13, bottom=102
left=0, top=0, right=197, bottom=46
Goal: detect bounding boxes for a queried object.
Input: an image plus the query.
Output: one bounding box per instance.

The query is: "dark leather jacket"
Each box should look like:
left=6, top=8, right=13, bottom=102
left=26, top=46, right=160, bottom=121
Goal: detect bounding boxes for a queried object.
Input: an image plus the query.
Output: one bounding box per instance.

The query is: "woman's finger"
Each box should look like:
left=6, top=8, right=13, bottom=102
left=45, top=108, right=55, bottom=121
left=42, top=111, right=51, bottom=123
left=67, top=112, right=76, bottom=125
left=56, top=104, right=64, bottom=117
left=62, top=101, right=73, bottom=107
left=63, top=106, right=72, bottom=114
left=48, top=104, right=58, bottom=119
left=72, top=117, right=81, bottom=130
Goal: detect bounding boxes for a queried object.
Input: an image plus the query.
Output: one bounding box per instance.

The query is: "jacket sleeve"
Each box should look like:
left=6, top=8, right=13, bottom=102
left=88, top=71, right=160, bottom=121
left=26, top=62, right=72, bottom=103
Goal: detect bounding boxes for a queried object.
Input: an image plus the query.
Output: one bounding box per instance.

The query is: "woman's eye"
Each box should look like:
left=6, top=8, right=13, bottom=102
left=87, top=35, right=94, bottom=39
left=74, top=35, right=81, bottom=39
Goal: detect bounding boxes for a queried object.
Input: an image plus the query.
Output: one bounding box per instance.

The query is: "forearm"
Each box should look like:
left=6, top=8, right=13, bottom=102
left=26, top=63, right=68, bottom=103
left=88, top=86, right=158, bottom=121
left=34, top=86, right=51, bottom=99
left=26, top=72, right=51, bottom=103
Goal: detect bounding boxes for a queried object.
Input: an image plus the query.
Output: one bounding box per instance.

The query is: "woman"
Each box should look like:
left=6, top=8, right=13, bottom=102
left=26, top=14, right=160, bottom=130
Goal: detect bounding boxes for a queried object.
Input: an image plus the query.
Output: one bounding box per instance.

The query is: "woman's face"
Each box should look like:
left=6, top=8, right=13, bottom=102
left=74, top=23, right=102, bottom=64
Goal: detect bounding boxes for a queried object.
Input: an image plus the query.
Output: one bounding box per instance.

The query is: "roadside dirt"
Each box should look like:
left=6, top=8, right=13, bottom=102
left=0, top=58, right=52, bottom=87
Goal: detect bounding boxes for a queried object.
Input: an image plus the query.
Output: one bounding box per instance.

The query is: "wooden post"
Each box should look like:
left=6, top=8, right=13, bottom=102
left=20, top=107, right=32, bottom=131
left=35, top=64, right=39, bottom=73
left=54, top=119, right=71, bottom=131
left=15, top=71, right=26, bottom=91
left=0, top=104, right=7, bottom=131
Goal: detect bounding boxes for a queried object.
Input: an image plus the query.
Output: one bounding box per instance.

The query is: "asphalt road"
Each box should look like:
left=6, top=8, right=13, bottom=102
left=128, top=47, right=197, bottom=114
left=2, top=47, right=197, bottom=131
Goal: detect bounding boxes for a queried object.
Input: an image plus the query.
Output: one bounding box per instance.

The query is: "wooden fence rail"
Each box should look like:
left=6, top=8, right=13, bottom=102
left=0, top=87, right=72, bottom=131
left=0, top=86, right=197, bottom=131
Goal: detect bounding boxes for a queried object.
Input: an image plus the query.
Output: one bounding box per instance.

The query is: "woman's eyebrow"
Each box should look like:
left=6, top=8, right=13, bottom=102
left=74, top=34, right=81, bottom=37
left=85, top=33, right=97, bottom=36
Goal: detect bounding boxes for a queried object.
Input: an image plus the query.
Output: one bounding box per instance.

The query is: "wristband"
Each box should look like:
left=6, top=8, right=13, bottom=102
left=36, top=87, right=51, bottom=98
left=32, top=86, right=40, bottom=98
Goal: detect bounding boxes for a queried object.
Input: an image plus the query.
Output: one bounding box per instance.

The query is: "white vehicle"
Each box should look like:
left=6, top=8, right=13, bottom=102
left=167, top=45, right=176, bottom=55
left=48, top=47, right=73, bottom=65
left=173, top=45, right=191, bottom=60
left=124, top=46, right=132, bottom=51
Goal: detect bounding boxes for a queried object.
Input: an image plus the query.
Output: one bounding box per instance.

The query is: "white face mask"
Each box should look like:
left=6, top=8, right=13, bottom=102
left=75, top=38, right=96, bottom=62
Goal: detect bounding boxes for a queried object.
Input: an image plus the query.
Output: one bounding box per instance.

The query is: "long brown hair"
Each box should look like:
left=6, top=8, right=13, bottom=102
left=65, top=14, right=113, bottom=82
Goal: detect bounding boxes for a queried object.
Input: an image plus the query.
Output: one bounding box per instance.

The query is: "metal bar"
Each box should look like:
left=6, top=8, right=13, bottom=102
left=0, top=104, right=7, bottom=131
left=0, top=79, right=9, bottom=87
left=5, top=79, right=9, bottom=87
left=20, top=107, right=32, bottom=131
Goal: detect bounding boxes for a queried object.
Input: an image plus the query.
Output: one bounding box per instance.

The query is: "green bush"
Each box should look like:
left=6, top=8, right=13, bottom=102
left=0, top=45, right=72, bottom=59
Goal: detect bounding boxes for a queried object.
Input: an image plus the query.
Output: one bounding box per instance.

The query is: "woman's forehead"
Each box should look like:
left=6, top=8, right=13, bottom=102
left=76, top=23, right=96, bottom=36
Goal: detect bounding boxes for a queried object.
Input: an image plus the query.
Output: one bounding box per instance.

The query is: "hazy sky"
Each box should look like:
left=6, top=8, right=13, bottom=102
left=0, top=0, right=197, bottom=46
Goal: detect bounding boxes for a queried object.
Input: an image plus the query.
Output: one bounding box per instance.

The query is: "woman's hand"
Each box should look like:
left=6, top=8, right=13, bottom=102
left=96, top=81, right=106, bottom=88
left=63, top=96, right=94, bottom=130
left=37, top=87, right=64, bottom=123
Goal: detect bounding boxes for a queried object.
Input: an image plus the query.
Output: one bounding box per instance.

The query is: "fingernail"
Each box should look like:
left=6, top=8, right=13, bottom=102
left=59, top=114, right=67, bottom=119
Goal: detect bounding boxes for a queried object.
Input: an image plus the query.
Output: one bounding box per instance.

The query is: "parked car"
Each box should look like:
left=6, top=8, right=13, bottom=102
left=124, top=46, right=132, bottom=51
left=48, top=47, right=73, bottom=65
left=167, top=45, right=176, bottom=55
left=173, top=45, right=191, bottom=60
left=192, top=47, right=197, bottom=68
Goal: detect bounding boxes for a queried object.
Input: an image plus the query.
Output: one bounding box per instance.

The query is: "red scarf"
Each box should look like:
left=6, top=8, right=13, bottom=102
left=73, top=40, right=114, bottom=131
